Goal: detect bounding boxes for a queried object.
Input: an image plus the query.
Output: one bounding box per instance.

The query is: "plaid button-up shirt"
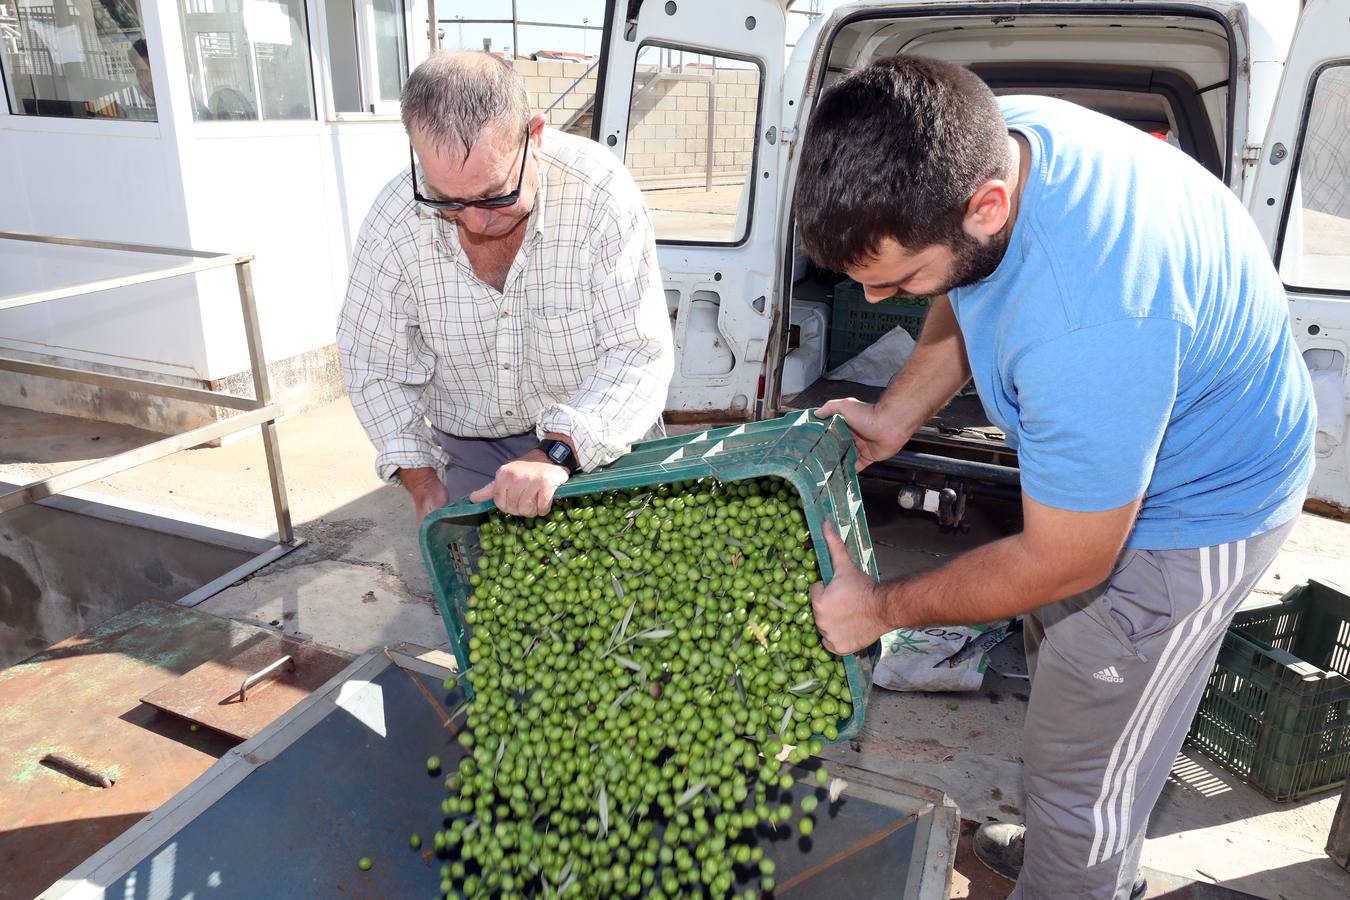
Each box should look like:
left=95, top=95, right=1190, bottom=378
left=337, top=130, right=674, bottom=481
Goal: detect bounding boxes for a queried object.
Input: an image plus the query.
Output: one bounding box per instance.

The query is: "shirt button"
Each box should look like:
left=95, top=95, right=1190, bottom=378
left=500, top=311, right=509, bottom=319
left=502, top=363, right=511, bottom=370
left=505, top=410, right=514, bottom=417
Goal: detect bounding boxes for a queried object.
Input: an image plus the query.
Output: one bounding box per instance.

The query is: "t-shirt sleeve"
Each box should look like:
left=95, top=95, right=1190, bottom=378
left=1012, top=317, right=1186, bottom=512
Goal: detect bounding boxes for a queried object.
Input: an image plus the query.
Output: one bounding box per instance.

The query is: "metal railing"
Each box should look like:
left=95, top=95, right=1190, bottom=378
left=542, top=57, right=600, bottom=131
left=435, top=10, right=604, bottom=58
left=632, top=63, right=721, bottom=193
left=0, top=232, right=299, bottom=597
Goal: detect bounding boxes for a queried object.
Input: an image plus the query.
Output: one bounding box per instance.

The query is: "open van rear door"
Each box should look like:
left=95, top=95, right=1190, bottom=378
left=1249, top=0, right=1350, bottom=511
left=594, top=0, right=787, bottom=420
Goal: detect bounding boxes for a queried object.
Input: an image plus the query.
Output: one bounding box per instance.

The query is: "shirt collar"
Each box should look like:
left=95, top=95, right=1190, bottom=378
left=525, top=142, right=551, bottom=244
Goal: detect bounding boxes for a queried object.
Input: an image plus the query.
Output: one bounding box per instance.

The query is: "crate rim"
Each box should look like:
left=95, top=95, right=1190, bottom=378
left=418, top=412, right=880, bottom=745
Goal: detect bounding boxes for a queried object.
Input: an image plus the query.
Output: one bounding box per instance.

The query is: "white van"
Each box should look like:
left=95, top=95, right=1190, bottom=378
left=590, top=0, right=1350, bottom=520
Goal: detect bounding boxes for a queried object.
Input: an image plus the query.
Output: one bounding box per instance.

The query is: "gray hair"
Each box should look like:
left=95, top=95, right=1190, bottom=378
left=401, top=52, right=531, bottom=159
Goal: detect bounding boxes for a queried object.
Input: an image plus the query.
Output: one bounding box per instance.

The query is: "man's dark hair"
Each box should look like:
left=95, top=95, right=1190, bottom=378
left=794, top=55, right=1010, bottom=271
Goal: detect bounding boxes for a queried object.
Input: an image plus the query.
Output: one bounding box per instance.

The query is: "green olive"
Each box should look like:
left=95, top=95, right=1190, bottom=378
left=427, top=477, right=854, bottom=894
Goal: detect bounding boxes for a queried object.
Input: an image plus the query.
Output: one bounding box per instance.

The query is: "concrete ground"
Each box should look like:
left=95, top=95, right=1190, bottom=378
left=1, top=402, right=443, bottom=655
left=644, top=183, right=745, bottom=241
left=828, top=482, right=1350, bottom=900
left=4, top=398, right=1350, bottom=899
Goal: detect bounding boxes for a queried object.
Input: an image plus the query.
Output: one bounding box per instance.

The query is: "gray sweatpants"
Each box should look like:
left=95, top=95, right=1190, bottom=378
left=432, top=422, right=666, bottom=503
left=432, top=430, right=540, bottom=503
left=1012, top=517, right=1298, bottom=899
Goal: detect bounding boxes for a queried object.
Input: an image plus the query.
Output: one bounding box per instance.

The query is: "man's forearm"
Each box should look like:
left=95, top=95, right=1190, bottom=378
left=877, top=533, right=1093, bottom=630
left=396, top=466, right=441, bottom=494
left=875, top=296, right=973, bottom=435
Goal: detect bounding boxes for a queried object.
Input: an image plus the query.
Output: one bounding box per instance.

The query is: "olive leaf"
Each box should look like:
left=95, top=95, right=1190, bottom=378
left=677, top=780, right=707, bottom=807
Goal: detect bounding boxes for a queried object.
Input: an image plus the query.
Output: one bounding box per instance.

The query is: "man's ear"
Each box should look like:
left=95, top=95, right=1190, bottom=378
left=963, top=178, right=1012, bottom=242
left=529, top=113, right=547, bottom=145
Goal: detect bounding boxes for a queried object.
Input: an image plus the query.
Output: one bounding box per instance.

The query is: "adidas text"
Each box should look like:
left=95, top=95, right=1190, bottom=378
left=1093, top=666, right=1124, bottom=684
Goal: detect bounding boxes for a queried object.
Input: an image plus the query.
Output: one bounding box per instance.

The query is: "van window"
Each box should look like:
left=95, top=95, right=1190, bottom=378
left=1279, top=65, right=1350, bottom=293
left=623, top=45, right=761, bottom=244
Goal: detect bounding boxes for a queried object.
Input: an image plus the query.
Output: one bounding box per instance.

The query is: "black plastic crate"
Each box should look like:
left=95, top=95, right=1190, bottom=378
left=1187, top=579, right=1350, bottom=801
left=827, top=280, right=930, bottom=369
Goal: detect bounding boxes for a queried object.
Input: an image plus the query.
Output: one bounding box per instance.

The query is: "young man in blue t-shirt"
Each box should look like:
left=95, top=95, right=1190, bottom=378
left=795, top=56, right=1314, bottom=899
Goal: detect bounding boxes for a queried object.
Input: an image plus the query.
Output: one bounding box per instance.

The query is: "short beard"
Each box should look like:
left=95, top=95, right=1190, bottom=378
left=941, top=226, right=1010, bottom=293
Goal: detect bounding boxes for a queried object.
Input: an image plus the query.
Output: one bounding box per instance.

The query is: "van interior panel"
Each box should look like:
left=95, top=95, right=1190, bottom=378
left=780, top=10, right=1236, bottom=461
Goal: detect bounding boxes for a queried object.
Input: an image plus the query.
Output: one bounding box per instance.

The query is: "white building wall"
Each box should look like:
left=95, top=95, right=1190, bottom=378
left=1, top=1, right=205, bottom=382
left=0, top=112, right=207, bottom=381
left=1, top=0, right=426, bottom=427
left=176, top=121, right=408, bottom=381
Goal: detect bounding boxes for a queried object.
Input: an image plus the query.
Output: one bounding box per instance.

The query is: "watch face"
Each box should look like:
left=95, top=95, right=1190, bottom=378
left=548, top=443, right=569, bottom=464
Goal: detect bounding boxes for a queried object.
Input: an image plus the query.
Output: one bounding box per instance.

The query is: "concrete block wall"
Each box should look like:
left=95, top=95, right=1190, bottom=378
left=515, top=60, right=758, bottom=187
left=517, top=60, right=599, bottom=130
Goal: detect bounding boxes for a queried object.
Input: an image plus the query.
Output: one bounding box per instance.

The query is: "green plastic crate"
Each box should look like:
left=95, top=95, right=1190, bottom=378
left=1187, top=579, right=1350, bottom=801
left=827, top=280, right=930, bottom=369
left=420, top=410, right=881, bottom=743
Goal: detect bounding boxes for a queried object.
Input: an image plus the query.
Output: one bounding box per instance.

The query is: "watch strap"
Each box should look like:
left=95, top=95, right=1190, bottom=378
left=539, top=439, right=579, bottom=474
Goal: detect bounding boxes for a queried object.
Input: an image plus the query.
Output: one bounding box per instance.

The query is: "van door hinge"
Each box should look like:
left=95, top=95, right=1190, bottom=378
left=1242, top=143, right=1262, bottom=164
left=778, top=127, right=799, bottom=146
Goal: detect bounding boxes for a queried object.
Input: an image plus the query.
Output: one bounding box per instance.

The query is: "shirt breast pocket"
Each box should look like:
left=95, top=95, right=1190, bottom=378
left=528, top=308, right=599, bottom=396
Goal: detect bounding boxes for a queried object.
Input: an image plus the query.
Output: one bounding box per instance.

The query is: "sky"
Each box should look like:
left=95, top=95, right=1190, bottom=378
left=435, top=1, right=608, bottom=56
left=433, top=1, right=834, bottom=57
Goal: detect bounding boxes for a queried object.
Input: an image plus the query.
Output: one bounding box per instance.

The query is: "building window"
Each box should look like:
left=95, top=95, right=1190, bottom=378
left=1, top=0, right=157, bottom=120
left=178, top=0, right=315, bottom=121
left=325, top=0, right=407, bottom=115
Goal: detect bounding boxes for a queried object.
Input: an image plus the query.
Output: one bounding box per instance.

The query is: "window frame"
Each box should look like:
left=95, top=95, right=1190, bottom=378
left=624, top=39, right=765, bottom=249
left=1274, top=58, right=1350, bottom=298
left=178, top=0, right=320, bottom=124
left=0, top=0, right=158, bottom=122
left=1, top=17, right=15, bottom=115
left=317, top=0, right=411, bottom=121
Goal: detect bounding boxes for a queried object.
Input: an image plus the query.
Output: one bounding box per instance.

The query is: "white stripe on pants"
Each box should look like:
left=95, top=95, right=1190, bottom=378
left=1011, top=518, right=1296, bottom=899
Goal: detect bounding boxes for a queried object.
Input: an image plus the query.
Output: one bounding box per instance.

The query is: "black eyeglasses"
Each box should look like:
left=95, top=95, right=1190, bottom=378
left=411, top=127, right=531, bottom=211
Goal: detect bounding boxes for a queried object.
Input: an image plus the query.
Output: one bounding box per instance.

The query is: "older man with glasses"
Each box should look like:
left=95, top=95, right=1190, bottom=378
left=338, top=52, right=674, bottom=521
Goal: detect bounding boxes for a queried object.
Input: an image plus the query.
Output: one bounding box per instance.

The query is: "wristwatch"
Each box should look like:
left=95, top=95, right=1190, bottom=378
left=538, top=439, right=580, bottom=474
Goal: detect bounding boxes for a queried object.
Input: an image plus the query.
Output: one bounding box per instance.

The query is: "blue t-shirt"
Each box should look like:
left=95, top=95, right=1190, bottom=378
left=949, top=96, right=1314, bottom=550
